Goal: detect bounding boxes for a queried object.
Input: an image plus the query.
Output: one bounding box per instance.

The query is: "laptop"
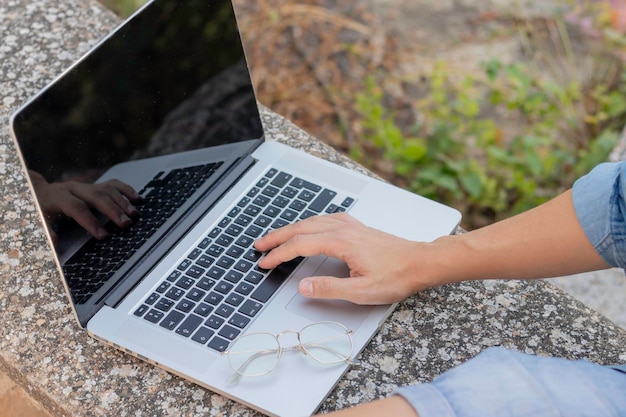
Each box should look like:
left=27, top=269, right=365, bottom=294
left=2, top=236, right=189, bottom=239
left=9, top=0, right=461, bottom=415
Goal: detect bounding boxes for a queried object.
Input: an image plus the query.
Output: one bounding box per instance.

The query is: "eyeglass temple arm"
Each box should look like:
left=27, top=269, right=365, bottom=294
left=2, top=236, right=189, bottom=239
left=299, top=342, right=361, bottom=366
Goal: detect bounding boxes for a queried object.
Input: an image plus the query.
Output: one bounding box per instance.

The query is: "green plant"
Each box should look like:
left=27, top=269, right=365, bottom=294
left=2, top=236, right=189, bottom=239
left=355, top=58, right=626, bottom=228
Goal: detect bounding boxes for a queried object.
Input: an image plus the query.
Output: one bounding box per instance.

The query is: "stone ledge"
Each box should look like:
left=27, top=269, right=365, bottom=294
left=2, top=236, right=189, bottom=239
left=1, top=1, right=625, bottom=416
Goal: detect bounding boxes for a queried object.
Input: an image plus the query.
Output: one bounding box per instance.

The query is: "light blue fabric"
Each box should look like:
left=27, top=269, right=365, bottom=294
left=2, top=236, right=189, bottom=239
left=395, top=347, right=626, bottom=417
left=572, top=161, right=626, bottom=269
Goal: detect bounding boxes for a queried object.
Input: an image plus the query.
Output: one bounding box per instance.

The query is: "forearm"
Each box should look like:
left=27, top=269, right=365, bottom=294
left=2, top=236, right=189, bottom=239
left=319, top=396, right=418, bottom=417
left=427, top=189, right=610, bottom=285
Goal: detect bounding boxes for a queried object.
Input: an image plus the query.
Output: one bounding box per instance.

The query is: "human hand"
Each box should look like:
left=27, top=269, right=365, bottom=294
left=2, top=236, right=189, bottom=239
left=30, top=171, right=141, bottom=241
left=255, top=213, right=442, bottom=305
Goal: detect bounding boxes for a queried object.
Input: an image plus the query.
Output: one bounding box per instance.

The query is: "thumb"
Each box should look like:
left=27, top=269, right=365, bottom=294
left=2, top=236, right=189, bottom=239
left=298, top=276, right=355, bottom=302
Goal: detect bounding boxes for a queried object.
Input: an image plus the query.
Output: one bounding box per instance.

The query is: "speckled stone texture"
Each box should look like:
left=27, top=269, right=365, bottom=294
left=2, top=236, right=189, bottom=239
left=1, top=1, right=625, bottom=416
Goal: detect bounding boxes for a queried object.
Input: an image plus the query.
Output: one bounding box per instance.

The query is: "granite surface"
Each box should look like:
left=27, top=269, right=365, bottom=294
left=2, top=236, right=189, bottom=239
left=1, top=1, right=626, bottom=416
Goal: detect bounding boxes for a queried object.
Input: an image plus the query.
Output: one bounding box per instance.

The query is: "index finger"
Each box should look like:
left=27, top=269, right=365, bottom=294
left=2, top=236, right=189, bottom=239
left=255, top=213, right=357, bottom=252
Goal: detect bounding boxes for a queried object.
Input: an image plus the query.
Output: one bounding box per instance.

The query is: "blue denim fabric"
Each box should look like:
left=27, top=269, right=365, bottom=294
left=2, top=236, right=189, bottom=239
left=572, top=161, right=626, bottom=269
left=395, top=347, right=626, bottom=417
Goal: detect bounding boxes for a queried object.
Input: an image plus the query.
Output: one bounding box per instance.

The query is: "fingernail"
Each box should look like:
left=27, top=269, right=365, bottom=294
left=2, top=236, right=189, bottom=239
left=97, top=227, right=109, bottom=239
left=120, top=214, right=132, bottom=225
left=299, top=280, right=313, bottom=297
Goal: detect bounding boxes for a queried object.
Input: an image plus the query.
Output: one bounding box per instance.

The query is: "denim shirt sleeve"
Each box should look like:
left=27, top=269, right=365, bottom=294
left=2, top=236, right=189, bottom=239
left=572, top=161, right=626, bottom=269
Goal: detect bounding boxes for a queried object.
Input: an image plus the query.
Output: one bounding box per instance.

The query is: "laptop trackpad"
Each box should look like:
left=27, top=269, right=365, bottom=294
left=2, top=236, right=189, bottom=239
left=285, top=257, right=373, bottom=330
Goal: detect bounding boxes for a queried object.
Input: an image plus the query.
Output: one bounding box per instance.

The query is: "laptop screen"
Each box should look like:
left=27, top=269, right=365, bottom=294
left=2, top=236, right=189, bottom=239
left=12, top=0, right=262, bottom=185
left=10, top=0, right=264, bottom=322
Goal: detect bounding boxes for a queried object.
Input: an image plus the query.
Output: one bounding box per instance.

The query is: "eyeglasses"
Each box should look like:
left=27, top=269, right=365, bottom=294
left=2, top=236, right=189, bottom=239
left=221, top=321, right=360, bottom=385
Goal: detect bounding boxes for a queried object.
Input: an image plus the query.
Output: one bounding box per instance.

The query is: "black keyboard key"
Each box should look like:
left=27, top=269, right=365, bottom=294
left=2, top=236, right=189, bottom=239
left=196, top=277, right=216, bottom=291
left=226, top=246, right=245, bottom=258
left=243, top=249, right=263, bottom=262
left=235, top=282, right=254, bottom=295
left=235, top=235, right=254, bottom=248
left=185, top=265, right=205, bottom=278
left=215, top=281, right=234, bottom=294
left=205, top=291, right=224, bottom=305
left=342, top=197, right=355, bottom=207
left=191, top=327, right=214, bottom=345
left=234, top=259, right=253, bottom=273
left=245, top=225, right=264, bottom=238
left=237, top=196, right=251, bottom=207
left=134, top=304, right=149, bottom=317
left=224, top=270, right=244, bottom=284
left=272, top=196, right=290, bottom=208
left=206, top=266, right=226, bottom=279
left=206, top=244, right=224, bottom=257
left=218, top=324, right=241, bottom=340
left=297, top=189, right=316, bottom=202
left=187, top=288, right=206, bottom=302
left=279, top=209, right=298, bottom=222
left=145, top=309, right=164, bottom=323
left=289, top=200, right=307, bottom=211
left=216, top=234, right=234, bottom=247
left=309, top=189, right=337, bottom=212
left=156, top=282, right=170, bottom=293
left=229, top=313, right=251, bottom=329
left=160, top=310, right=185, bottom=330
left=254, top=215, right=272, bottom=228
left=225, top=293, right=244, bottom=307
left=234, top=214, right=253, bottom=227
left=176, top=276, right=195, bottom=290
left=176, top=314, right=203, bottom=337
left=177, top=259, right=193, bottom=271
left=216, top=304, right=235, bottom=318
left=188, top=248, right=202, bottom=260
left=262, top=186, right=279, bottom=197
left=145, top=292, right=160, bottom=305
left=263, top=206, right=281, bottom=218
left=265, top=168, right=278, bottom=178
left=281, top=187, right=298, bottom=198
left=244, top=205, right=261, bottom=217
left=250, top=257, right=303, bottom=303
left=155, top=298, right=175, bottom=312
left=271, top=172, right=292, bottom=187
left=252, top=195, right=271, bottom=207
left=194, top=303, right=213, bottom=317
left=166, top=270, right=182, bottom=282
left=196, top=254, right=214, bottom=268
left=225, top=224, right=244, bottom=237
left=164, top=287, right=185, bottom=301
left=245, top=271, right=264, bottom=284
left=216, top=256, right=235, bottom=269
left=299, top=210, right=317, bottom=220
left=205, top=315, right=225, bottom=329
left=208, top=336, right=230, bottom=352
left=271, top=218, right=289, bottom=229
left=239, top=300, right=263, bottom=317
left=175, top=299, right=196, bottom=313
left=198, top=237, right=211, bottom=249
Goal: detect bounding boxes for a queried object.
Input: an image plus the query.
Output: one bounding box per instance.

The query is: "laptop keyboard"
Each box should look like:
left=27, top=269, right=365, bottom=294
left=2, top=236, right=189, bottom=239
left=64, top=162, right=223, bottom=304
left=132, top=167, right=355, bottom=352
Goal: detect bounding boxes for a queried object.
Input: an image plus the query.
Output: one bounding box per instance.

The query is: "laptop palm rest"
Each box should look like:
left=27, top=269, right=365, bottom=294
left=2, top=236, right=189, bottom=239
left=285, top=257, right=374, bottom=330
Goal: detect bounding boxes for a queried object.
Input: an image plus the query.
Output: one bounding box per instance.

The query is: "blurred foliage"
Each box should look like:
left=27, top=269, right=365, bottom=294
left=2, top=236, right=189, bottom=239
left=354, top=58, right=626, bottom=228
left=100, top=0, right=626, bottom=229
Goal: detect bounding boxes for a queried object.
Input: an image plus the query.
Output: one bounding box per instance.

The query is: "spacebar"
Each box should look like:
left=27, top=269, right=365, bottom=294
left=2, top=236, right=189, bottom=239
left=250, top=257, right=304, bottom=303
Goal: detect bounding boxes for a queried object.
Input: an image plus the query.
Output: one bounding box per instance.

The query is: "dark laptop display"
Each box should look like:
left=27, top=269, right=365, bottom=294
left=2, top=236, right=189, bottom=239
left=11, top=0, right=264, bottom=324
